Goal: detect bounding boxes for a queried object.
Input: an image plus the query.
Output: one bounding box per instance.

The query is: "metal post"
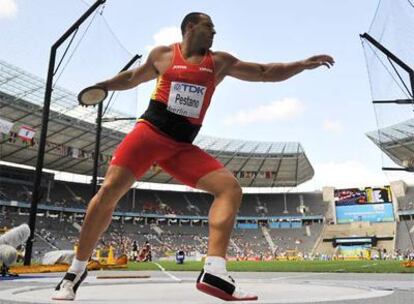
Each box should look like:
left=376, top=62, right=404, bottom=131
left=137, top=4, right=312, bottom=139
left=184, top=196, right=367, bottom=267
left=90, top=54, right=142, bottom=198
left=283, top=192, right=288, bottom=214
left=24, top=0, right=106, bottom=266
left=132, top=187, right=136, bottom=210
left=91, top=101, right=104, bottom=197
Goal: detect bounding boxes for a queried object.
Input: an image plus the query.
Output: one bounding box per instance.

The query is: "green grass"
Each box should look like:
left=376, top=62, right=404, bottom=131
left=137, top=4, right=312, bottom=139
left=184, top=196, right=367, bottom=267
left=126, top=260, right=414, bottom=273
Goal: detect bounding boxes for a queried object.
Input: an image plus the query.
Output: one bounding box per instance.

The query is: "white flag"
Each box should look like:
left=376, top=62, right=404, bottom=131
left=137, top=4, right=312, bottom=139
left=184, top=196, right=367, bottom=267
left=0, top=118, right=13, bottom=134
left=71, top=147, right=80, bottom=158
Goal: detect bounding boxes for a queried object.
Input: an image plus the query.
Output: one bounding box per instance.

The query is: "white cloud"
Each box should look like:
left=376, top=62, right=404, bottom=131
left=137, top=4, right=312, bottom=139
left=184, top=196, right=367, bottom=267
left=323, top=119, right=343, bottom=134
left=224, top=98, right=305, bottom=125
left=0, top=0, right=17, bottom=19
left=145, top=26, right=181, bottom=53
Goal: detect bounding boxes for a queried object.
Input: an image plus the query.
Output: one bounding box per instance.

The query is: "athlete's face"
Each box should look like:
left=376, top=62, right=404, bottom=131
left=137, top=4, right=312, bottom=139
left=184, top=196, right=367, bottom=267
left=192, top=16, right=216, bottom=48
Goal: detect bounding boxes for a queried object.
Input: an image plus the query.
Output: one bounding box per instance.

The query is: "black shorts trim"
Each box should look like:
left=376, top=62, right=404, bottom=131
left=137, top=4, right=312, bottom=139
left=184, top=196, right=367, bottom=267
left=139, top=99, right=201, bottom=143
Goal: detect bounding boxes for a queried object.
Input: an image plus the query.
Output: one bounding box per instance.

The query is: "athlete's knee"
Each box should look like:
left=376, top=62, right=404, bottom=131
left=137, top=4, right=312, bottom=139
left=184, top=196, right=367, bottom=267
left=94, top=179, right=125, bottom=207
left=229, top=181, right=243, bottom=205
left=216, top=177, right=243, bottom=206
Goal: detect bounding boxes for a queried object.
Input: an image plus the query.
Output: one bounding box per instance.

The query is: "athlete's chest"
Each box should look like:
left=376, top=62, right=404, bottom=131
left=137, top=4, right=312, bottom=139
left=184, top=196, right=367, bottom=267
left=155, top=50, right=215, bottom=80
left=165, top=63, right=214, bottom=83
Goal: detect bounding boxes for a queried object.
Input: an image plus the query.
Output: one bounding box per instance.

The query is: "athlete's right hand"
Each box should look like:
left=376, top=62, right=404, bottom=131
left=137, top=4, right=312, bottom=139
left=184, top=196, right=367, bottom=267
left=302, top=55, right=335, bottom=70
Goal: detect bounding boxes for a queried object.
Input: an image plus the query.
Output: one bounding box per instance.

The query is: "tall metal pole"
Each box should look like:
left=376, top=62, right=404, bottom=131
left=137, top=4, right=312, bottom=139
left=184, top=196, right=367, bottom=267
left=91, top=101, right=104, bottom=197
left=91, top=54, right=142, bottom=197
left=24, top=0, right=106, bottom=266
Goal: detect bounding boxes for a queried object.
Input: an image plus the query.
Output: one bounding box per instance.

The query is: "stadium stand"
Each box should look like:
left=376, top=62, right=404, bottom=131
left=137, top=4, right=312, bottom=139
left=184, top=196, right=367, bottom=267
left=0, top=174, right=328, bottom=218
left=230, top=228, right=270, bottom=259
left=313, top=222, right=396, bottom=256
left=397, top=186, right=414, bottom=211
left=366, top=119, right=414, bottom=170
left=269, top=223, right=323, bottom=254
left=256, top=193, right=327, bottom=216
left=396, top=220, right=414, bottom=252
left=48, top=181, right=89, bottom=208
left=2, top=163, right=413, bottom=262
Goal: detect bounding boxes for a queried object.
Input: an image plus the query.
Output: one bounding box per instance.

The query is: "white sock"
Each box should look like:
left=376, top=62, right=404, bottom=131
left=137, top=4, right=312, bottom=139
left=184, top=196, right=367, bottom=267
left=204, top=256, right=227, bottom=275
left=68, top=258, right=88, bottom=274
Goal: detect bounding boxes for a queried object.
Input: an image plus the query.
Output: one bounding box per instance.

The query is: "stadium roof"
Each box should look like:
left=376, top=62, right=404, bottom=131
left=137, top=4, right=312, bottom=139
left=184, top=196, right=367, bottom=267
left=0, top=60, right=314, bottom=187
left=366, top=119, right=414, bottom=167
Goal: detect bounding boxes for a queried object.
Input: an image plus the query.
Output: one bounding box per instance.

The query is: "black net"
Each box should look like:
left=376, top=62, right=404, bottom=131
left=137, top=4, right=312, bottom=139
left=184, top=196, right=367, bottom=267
left=362, top=0, right=414, bottom=170
left=363, top=0, right=414, bottom=103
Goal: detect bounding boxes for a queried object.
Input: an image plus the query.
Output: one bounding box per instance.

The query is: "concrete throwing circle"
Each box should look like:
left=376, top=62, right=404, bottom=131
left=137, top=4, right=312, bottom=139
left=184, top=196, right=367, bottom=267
left=0, top=280, right=393, bottom=304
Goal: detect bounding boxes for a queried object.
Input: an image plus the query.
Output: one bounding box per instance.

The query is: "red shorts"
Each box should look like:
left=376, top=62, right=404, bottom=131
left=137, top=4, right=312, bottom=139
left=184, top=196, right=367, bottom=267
left=110, top=121, right=224, bottom=188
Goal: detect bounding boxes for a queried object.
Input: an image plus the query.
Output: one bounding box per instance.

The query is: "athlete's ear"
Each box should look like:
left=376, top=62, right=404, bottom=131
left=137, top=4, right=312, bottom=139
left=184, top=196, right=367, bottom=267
left=185, top=22, right=196, bottom=33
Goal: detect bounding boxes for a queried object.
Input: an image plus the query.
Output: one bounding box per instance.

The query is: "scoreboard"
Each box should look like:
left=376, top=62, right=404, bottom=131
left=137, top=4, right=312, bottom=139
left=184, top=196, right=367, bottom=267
left=334, top=186, right=394, bottom=223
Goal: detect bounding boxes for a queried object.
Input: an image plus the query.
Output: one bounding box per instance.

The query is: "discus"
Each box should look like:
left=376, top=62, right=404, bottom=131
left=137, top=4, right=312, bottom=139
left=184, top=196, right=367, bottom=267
left=78, top=84, right=108, bottom=106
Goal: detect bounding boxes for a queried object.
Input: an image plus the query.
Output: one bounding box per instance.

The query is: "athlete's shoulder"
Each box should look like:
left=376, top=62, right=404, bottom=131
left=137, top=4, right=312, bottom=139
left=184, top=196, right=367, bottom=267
left=146, top=45, right=177, bottom=75
left=146, top=45, right=175, bottom=70
left=211, top=51, right=239, bottom=72
left=212, top=51, right=238, bottom=63
left=148, top=45, right=174, bottom=58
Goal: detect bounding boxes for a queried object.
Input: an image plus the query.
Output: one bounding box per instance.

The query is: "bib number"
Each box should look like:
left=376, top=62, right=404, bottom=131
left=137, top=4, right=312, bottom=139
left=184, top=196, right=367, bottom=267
left=167, top=82, right=206, bottom=118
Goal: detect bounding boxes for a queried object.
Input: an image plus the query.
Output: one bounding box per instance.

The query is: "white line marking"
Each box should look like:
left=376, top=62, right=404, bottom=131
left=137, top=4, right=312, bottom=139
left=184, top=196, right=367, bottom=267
left=361, top=263, right=378, bottom=268
left=153, top=263, right=182, bottom=282
left=271, top=273, right=324, bottom=281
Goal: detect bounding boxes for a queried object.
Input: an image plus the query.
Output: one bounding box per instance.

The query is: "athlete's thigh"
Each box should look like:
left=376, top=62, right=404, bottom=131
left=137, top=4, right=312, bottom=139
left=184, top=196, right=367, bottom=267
left=99, top=165, right=137, bottom=202
left=158, top=145, right=224, bottom=188
left=195, top=167, right=241, bottom=196
left=111, top=122, right=166, bottom=180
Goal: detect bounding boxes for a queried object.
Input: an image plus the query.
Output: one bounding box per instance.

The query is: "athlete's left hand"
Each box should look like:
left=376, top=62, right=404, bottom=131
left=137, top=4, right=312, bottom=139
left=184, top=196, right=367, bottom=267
left=303, top=55, right=335, bottom=69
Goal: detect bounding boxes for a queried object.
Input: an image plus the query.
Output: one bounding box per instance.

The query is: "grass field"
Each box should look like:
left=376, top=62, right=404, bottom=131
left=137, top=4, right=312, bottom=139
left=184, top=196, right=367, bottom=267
left=126, top=260, right=414, bottom=273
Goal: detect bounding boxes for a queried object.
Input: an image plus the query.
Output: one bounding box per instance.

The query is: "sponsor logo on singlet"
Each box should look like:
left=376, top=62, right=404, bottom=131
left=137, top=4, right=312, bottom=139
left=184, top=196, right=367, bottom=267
left=199, top=67, right=213, bottom=73
left=172, top=65, right=187, bottom=70
left=167, top=81, right=206, bottom=118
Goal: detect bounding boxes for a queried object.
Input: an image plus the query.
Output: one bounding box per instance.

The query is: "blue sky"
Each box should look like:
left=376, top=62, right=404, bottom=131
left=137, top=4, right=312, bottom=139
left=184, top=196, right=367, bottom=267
left=1, top=0, right=413, bottom=189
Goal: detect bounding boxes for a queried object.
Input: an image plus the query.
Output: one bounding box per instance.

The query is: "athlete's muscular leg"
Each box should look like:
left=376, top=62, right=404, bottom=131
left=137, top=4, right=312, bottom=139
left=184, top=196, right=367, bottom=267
left=196, top=168, right=242, bottom=257
left=76, top=166, right=136, bottom=260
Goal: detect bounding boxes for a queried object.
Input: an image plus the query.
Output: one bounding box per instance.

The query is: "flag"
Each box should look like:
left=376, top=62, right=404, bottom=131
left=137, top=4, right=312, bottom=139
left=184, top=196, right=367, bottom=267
left=0, top=118, right=13, bottom=135
left=71, top=147, right=80, bottom=158
left=17, top=125, right=36, bottom=142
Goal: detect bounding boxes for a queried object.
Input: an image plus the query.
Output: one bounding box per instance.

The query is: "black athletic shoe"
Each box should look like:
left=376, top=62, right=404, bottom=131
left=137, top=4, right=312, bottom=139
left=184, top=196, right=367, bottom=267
left=52, top=269, right=88, bottom=300
left=196, top=269, right=258, bottom=301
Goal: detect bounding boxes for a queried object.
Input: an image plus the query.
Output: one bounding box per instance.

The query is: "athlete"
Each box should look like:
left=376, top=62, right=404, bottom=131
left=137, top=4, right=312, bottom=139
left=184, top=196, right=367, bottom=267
left=53, top=12, right=334, bottom=301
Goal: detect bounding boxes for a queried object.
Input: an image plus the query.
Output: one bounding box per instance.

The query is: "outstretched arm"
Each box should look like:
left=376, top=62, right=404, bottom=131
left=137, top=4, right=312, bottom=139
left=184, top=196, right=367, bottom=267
left=216, top=52, right=334, bottom=83
left=96, top=46, right=168, bottom=91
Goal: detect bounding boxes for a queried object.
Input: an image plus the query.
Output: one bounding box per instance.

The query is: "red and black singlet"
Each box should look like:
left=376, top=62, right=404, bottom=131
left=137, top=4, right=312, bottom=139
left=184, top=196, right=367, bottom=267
left=140, top=43, right=216, bottom=143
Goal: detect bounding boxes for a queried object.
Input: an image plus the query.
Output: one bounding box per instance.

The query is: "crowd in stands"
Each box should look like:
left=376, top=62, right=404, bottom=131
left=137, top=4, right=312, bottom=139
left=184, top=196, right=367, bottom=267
left=1, top=207, right=413, bottom=262
left=1, top=177, right=414, bottom=262
left=0, top=178, right=329, bottom=218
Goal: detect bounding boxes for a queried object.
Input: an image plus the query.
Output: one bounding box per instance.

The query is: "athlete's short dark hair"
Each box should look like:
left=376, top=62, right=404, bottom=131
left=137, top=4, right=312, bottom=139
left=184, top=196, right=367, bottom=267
left=181, top=12, right=209, bottom=35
